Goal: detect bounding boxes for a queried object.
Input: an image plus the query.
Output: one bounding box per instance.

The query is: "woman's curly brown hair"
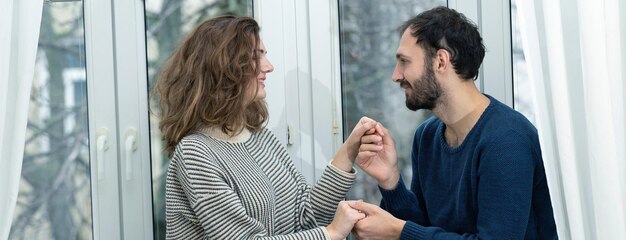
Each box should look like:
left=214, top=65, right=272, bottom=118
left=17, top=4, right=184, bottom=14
left=152, top=16, right=268, bottom=158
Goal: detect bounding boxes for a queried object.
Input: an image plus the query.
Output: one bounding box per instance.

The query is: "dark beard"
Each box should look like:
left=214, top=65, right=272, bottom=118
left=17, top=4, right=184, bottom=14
left=404, top=63, right=441, bottom=111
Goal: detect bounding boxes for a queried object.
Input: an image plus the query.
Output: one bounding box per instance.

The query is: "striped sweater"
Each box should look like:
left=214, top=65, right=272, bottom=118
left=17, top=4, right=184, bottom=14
left=166, top=128, right=356, bottom=239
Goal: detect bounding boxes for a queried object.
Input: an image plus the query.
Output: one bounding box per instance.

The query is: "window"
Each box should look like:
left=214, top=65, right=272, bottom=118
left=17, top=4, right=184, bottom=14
left=338, top=0, right=446, bottom=203
left=510, top=0, right=536, bottom=123
left=10, top=1, right=92, bottom=239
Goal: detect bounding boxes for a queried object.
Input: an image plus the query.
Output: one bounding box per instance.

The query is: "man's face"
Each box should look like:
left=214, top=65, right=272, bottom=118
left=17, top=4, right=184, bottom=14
left=392, top=29, right=442, bottom=111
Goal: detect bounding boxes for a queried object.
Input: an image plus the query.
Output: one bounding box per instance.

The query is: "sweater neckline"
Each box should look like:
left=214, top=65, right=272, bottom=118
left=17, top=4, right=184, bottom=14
left=198, top=127, right=252, bottom=144
left=437, top=94, right=496, bottom=153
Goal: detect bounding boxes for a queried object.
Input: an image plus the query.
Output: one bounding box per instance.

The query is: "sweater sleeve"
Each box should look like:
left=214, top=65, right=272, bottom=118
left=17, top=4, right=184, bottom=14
left=307, top=164, right=357, bottom=225
left=379, top=176, right=430, bottom=225
left=397, top=130, right=536, bottom=240
left=285, top=159, right=356, bottom=227
left=380, top=123, right=430, bottom=226
left=175, top=147, right=330, bottom=240
left=267, top=130, right=356, bottom=229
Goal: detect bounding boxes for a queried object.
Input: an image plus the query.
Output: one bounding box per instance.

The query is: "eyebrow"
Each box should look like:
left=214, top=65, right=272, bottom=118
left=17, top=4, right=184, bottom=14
left=396, top=53, right=409, bottom=60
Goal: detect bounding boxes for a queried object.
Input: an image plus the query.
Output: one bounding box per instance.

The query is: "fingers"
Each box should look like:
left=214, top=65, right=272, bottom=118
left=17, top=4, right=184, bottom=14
left=359, top=116, right=375, bottom=125
left=359, top=135, right=383, bottom=156
left=364, top=123, right=385, bottom=137
left=359, top=143, right=383, bottom=153
left=350, top=119, right=377, bottom=141
left=358, top=117, right=376, bottom=129
left=361, top=134, right=382, bottom=145
left=341, top=201, right=366, bottom=213
left=357, top=117, right=384, bottom=137
left=356, top=151, right=376, bottom=165
left=357, top=121, right=377, bottom=136
left=348, top=200, right=377, bottom=215
left=347, top=200, right=368, bottom=239
left=374, top=123, right=385, bottom=137
left=379, top=125, right=394, bottom=146
left=337, top=201, right=367, bottom=224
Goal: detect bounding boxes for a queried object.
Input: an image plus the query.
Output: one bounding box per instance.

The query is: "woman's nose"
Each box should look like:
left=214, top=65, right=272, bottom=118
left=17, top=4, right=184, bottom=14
left=262, top=58, right=274, bottom=73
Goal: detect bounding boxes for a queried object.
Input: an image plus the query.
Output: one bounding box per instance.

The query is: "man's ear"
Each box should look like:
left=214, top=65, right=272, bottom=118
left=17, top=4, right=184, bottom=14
left=435, top=48, right=451, bottom=72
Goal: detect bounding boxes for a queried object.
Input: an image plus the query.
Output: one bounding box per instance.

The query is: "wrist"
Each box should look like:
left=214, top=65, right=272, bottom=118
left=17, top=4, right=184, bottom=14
left=325, top=225, right=344, bottom=240
left=331, top=146, right=353, bottom=172
left=378, top=170, right=400, bottom=190
left=393, top=219, right=406, bottom=239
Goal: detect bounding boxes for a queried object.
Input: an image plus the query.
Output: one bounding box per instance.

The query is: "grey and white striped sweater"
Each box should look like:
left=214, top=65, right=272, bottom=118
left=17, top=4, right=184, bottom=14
left=166, top=128, right=356, bottom=239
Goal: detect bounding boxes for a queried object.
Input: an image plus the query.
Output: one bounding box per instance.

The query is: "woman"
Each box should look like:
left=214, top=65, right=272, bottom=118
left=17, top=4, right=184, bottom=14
left=154, top=16, right=379, bottom=239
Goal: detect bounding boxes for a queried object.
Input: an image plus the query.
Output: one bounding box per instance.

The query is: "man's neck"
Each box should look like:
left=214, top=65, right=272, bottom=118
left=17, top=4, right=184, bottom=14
left=433, top=83, right=490, bottom=147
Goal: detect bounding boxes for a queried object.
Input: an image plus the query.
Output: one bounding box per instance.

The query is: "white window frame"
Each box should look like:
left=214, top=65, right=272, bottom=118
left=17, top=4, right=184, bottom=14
left=110, top=0, right=154, bottom=239
left=84, top=0, right=153, bottom=239
left=84, top=0, right=123, bottom=238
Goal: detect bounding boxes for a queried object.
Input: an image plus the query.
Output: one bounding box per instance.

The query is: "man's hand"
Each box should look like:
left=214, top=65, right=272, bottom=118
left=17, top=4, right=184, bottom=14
left=349, top=201, right=405, bottom=240
left=356, top=123, right=400, bottom=189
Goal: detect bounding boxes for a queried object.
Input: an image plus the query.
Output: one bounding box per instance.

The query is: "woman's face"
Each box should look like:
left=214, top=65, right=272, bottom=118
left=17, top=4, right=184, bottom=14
left=250, top=39, right=274, bottom=101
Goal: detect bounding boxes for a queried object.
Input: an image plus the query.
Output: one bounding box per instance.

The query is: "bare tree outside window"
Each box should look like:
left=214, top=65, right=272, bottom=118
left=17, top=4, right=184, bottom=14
left=10, top=1, right=92, bottom=239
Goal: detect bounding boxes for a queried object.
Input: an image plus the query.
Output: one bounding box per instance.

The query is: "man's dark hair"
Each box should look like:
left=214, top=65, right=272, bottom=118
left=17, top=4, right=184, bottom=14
left=400, top=6, right=485, bottom=80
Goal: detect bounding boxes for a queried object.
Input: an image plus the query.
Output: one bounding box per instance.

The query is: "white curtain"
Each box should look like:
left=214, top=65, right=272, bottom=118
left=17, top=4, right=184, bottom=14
left=518, top=0, right=626, bottom=239
left=0, top=0, right=44, bottom=239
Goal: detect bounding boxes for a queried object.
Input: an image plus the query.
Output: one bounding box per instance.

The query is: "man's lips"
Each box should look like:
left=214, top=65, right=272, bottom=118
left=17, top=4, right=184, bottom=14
left=400, top=81, right=411, bottom=90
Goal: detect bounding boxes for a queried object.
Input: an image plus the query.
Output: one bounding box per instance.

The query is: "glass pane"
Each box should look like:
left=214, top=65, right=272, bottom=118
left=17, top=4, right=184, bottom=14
left=511, top=0, right=536, bottom=124
left=10, top=1, right=92, bottom=240
left=339, top=0, right=446, bottom=204
left=144, top=1, right=253, bottom=239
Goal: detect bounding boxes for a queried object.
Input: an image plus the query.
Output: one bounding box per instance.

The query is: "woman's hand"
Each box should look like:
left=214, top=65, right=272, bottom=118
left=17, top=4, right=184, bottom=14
left=326, top=200, right=366, bottom=240
left=331, top=117, right=383, bottom=172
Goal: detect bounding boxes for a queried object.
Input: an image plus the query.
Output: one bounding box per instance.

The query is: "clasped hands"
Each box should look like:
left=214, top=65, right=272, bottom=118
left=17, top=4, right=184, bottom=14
left=327, top=117, right=405, bottom=240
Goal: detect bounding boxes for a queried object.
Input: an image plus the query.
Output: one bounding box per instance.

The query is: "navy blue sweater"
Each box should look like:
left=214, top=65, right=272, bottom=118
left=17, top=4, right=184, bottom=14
left=380, top=96, right=558, bottom=239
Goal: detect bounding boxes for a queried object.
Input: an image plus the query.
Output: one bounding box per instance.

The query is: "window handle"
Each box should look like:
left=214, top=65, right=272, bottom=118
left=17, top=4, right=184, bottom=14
left=124, top=128, right=137, bottom=181
left=96, top=127, right=109, bottom=180
left=287, top=124, right=295, bottom=146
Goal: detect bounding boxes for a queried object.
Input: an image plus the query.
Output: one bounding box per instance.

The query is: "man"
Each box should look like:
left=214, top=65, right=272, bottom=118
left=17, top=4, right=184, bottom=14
left=351, top=6, right=558, bottom=239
